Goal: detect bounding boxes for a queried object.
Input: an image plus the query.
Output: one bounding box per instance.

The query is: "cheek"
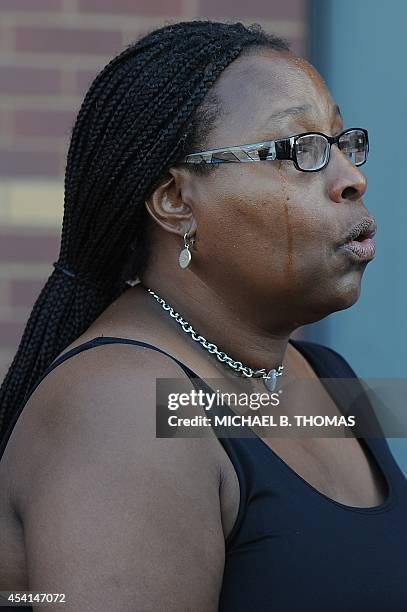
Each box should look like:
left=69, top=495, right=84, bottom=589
left=199, top=172, right=329, bottom=281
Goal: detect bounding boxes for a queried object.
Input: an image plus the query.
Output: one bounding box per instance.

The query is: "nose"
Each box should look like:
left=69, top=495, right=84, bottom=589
left=326, top=145, right=367, bottom=203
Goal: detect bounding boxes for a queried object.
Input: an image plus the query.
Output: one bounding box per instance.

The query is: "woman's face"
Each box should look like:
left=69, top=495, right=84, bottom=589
left=168, top=49, right=374, bottom=329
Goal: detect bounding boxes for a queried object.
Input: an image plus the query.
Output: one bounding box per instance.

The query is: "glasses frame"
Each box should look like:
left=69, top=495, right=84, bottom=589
left=181, top=127, right=369, bottom=173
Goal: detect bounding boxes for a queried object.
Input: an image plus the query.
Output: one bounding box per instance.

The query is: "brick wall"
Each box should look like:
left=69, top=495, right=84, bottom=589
left=0, top=0, right=308, bottom=379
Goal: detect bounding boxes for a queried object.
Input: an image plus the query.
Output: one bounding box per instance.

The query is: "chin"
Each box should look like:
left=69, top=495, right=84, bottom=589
left=322, top=258, right=368, bottom=312
left=302, top=276, right=363, bottom=325
left=327, top=275, right=363, bottom=313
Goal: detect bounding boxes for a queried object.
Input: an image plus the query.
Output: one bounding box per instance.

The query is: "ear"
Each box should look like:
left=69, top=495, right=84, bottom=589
left=145, top=167, right=197, bottom=238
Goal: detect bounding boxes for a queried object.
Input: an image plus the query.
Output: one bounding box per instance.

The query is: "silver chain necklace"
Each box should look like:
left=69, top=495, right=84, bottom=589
left=146, top=287, right=284, bottom=392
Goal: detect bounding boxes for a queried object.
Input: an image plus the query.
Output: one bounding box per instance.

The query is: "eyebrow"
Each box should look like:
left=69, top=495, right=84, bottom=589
left=265, top=104, right=312, bottom=123
left=263, top=103, right=342, bottom=125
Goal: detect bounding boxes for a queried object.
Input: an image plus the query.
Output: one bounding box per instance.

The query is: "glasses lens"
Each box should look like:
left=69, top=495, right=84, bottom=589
left=338, top=129, right=368, bottom=165
left=295, top=134, right=329, bottom=170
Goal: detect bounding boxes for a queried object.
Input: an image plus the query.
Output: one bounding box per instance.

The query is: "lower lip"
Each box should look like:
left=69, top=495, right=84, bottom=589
left=340, top=237, right=376, bottom=261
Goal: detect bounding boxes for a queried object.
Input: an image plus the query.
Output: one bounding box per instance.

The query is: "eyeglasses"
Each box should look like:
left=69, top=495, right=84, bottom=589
left=181, top=127, right=369, bottom=172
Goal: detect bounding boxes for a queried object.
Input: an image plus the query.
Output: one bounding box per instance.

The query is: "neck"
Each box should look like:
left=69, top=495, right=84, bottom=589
left=140, top=273, right=296, bottom=372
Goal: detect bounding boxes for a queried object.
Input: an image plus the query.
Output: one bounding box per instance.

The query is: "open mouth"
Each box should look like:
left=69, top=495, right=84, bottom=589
left=343, top=218, right=377, bottom=244
left=340, top=218, right=377, bottom=261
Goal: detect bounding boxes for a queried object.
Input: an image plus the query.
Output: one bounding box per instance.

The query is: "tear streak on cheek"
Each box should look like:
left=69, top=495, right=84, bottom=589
left=283, top=199, right=294, bottom=276
left=279, top=165, right=294, bottom=279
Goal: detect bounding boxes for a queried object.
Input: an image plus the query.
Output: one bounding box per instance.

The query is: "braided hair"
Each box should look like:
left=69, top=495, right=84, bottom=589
left=0, top=20, right=289, bottom=442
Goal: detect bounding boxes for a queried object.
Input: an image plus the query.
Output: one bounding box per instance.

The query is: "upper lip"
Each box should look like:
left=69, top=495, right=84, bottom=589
left=341, top=217, right=377, bottom=245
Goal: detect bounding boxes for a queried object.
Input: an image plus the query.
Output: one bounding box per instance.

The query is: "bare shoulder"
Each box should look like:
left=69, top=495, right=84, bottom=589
left=4, top=342, right=227, bottom=610
left=6, top=341, right=224, bottom=514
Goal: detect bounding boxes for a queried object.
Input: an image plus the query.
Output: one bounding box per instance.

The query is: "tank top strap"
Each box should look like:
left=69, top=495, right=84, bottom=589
left=44, top=336, right=204, bottom=383
left=0, top=336, right=213, bottom=460
left=290, top=338, right=406, bottom=485
left=291, top=338, right=379, bottom=428
left=289, top=338, right=358, bottom=378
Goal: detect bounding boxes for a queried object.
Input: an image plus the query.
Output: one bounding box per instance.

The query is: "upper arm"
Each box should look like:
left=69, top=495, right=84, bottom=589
left=19, top=345, right=225, bottom=611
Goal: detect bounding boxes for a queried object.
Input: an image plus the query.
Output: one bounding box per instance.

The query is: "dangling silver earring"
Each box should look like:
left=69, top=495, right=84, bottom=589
left=179, top=232, right=194, bottom=269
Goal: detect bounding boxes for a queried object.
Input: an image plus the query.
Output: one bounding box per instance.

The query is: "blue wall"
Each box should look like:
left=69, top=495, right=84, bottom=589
left=308, top=0, right=407, bottom=471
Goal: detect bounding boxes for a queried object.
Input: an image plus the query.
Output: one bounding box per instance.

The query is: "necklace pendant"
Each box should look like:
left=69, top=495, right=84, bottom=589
left=264, top=369, right=278, bottom=392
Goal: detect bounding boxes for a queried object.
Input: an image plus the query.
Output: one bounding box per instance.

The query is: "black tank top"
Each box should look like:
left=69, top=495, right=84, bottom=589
left=1, top=336, right=406, bottom=611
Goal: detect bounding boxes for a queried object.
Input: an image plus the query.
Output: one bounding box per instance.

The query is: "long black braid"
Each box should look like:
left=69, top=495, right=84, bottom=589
left=0, top=20, right=289, bottom=443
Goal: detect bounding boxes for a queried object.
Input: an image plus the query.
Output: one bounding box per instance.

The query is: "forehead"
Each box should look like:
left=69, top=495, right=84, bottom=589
left=205, top=49, right=338, bottom=146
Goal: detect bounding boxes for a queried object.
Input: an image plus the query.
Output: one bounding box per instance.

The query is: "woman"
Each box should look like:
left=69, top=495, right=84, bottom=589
left=0, top=19, right=406, bottom=612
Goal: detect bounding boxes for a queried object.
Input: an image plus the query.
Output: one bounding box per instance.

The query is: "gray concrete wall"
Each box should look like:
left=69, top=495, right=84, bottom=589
left=308, top=0, right=407, bottom=471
